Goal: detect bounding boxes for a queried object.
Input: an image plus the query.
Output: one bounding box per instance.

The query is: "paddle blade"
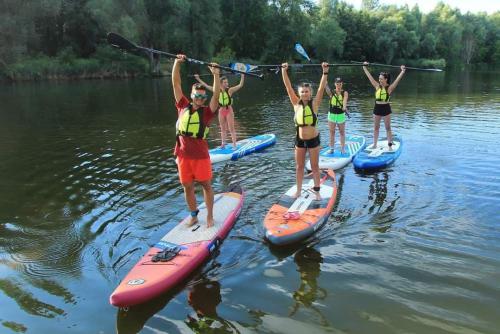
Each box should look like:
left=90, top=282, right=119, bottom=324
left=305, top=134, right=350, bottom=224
left=230, top=62, right=259, bottom=73
left=294, top=43, right=311, bottom=62
left=107, top=32, right=138, bottom=52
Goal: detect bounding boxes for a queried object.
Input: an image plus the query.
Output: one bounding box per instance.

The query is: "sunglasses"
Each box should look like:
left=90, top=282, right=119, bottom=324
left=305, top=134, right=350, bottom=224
left=300, top=83, right=312, bottom=88
left=191, top=93, right=208, bottom=99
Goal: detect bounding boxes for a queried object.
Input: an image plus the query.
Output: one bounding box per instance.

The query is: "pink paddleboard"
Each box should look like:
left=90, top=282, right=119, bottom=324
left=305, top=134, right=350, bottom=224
left=110, top=185, right=244, bottom=307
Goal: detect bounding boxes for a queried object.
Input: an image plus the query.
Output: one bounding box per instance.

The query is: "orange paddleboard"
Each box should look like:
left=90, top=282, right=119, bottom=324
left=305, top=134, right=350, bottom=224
left=264, top=169, right=337, bottom=245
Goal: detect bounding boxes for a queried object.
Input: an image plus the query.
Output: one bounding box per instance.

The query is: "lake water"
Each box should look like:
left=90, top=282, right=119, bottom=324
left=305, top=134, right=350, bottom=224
left=0, top=68, right=499, bottom=333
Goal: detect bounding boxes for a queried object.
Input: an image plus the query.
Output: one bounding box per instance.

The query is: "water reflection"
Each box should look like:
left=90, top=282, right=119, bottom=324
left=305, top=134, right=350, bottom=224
left=186, top=278, right=239, bottom=333
left=361, top=171, right=398, bottom=233
left=289, top=247, right=329, bottom=326
left=115, top=286, right=178, bottom=334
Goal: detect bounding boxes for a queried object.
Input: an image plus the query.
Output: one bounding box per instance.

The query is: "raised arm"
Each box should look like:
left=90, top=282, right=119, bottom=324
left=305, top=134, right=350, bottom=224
left=343, top=91, right=349, bottom=111
left=388, top=65, right=406, bottom=94
left=228, top=74, right=245, bottom=95
left=194, top=74, right=214, bottom=92
left=363, top=62, right=379, bottom=89
left=281, top=63, right=299, bottom=105
left=325, top=84, right=333, bottom=98
left=208, top=64, right=221, bottom=113
left=172, top=55, right=186, bottom=103
left=313, top=62, right=329, bottom=111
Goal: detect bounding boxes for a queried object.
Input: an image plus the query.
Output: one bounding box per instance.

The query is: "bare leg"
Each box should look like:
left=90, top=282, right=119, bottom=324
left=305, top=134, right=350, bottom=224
left=218, top=111, right=227, bottom=148
left=226, top=109, right=237, bottom=149
left=373, top=115, right=382, bottom=148
left=182, top=182, right=198, bottom=225
left=309, top=146, right=321, bottom=200
left=294, top=147, right=306, bottom=198
left=339, top=122, right=346, bottom=154
left=383, top=114, right=392, bottom=147
left=199, top=180, right=214, bottom=228
left=328, top=121, right=336, bottom=152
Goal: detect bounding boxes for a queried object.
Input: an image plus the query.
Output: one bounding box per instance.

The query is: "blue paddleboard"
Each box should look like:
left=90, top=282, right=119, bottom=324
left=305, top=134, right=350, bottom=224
left=209, top=134, right=276, bottom=164
left=353, top=135, right=402, bottom=170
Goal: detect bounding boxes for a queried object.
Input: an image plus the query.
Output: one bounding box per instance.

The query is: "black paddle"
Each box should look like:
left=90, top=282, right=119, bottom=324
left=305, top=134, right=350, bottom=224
left=351, top=61, right=444, bottom=72
left=106, top=32, right=264, bottom=79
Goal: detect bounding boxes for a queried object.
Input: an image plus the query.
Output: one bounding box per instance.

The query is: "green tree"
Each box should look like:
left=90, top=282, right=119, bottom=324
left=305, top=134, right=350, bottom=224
left=311, top=0, right=346, bottom=60
left=219, top=0, right=270, bottom=60
left=461, top=13, right=488, bottom=64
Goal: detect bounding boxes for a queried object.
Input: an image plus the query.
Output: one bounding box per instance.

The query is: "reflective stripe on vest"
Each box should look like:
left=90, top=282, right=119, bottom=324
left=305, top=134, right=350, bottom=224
left=375, top=87, right=390, bottom=102
left=294, top=100, right=317, bottom=127
left=176, top=105, right=209, bottom=139
left=218, top=90, right=232, bottom=107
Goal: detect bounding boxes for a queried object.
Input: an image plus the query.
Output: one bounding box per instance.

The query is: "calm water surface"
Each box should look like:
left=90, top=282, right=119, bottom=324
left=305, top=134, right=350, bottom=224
left=0, top=68, right=499, bottom=334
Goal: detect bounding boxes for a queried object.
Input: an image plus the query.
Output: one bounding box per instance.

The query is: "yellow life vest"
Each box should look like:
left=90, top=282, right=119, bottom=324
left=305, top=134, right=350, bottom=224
left=218, top=90, right=232, bottom=107
left=176, top=104, right=209, bottom=139
left=375, top=86, right=390, bottom=102
left=294, top=100, right=317, bottom=127
left=329, top=91, right=344, bottom=113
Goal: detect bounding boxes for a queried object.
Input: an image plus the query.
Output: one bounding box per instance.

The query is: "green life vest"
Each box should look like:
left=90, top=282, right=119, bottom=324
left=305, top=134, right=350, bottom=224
left=375, top=86, right=390, bottom=102
left=218, top=90, right=232, bottom=107
left=176, top=104, right=209, bottom=139
left=294, top=100, right=317, bottom=127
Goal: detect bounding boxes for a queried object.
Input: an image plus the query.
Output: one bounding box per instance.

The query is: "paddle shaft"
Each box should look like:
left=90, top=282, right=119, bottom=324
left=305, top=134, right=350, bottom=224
left=106, top=32, right=263, bottom=79
left=351, top=61, right=443, bottom=72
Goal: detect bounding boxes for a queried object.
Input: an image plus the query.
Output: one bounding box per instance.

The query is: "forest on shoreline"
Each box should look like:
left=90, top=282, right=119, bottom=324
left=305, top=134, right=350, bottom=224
left=1, top=0, right=498, bottom=81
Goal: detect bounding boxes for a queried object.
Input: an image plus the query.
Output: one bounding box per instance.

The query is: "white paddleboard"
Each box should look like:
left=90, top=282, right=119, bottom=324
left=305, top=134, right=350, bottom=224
left=306, top=134, right=366, bottom=170
left=209, top=134, right=276, bottom=164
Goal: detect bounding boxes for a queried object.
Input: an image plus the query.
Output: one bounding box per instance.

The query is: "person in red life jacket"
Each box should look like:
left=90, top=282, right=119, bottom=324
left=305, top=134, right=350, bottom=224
left=281, top=62, right=329, bottom=199
left=194, top=73, right=245, bottom=149
left=362, top=61, right=406, bottom=149
left=172, top=54, right=220, bottom=228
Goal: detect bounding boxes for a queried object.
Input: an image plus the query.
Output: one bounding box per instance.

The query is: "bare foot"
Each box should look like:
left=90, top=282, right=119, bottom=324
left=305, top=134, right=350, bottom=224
left=341, top=148, right=346, bottom=154
left=293, top=190, right=301, bottom=198
left=207, top=217, right=215, bottom=228
left=187, top=216, right=198, bottom=226
left=232, top=144, right=237, bottom=150
left=219, top=143, right=226, bottom=149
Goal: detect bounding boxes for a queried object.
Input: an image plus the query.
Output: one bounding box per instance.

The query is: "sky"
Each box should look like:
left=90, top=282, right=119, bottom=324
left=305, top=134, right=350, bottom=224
left=342, top=0, right=499, bottom=14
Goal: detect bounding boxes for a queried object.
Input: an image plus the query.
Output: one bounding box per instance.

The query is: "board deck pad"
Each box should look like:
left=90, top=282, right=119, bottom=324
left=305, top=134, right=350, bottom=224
left=365, top=140, right=401, bottom=157
left=162, top=194, right=240, bottom=244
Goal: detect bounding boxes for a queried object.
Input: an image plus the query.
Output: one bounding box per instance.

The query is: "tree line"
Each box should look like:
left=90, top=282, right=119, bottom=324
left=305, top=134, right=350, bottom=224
left=1, top=0, right=498, bottom=80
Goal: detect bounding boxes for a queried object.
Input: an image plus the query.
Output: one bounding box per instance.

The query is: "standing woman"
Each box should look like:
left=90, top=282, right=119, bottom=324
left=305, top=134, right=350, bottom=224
left=325, top=77, right=349, bottom=154
left=195, top=74, right=245, bottom=149
left=281, top=62, right=329, bottom=198
left=362, top=62, right=405, bottom=148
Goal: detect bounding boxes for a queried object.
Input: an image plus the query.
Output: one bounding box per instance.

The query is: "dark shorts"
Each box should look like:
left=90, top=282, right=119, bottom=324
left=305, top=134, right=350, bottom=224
left=295, top=134, right=320, bottom=149
left=373, top=103, right=392, bottom=116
